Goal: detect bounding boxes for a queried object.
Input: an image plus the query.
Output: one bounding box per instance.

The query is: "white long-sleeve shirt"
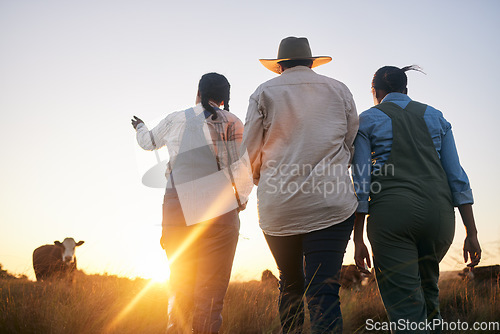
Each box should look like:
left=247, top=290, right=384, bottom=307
left=136, top=103, right=253, bottom=224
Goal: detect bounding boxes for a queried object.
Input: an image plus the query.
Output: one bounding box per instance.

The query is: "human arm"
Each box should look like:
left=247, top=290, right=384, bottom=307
left=351, top=116, right=372, bottom=214
left=134, top=114, right=172, bottom=150
left=352, top=113, right=373, bottom=274
left=439, top=126, right=474, bottom=206
left=242, top=94, right=265, bottom=185
left=227, top=117, right=254, bottom=210
left=353, top=212, right=371, bottom=274
left=226, top=117, right=244, bottom=163
left=344, top=93, right=359, bottom=161
left=439, top=125, right=480, bottom=266
left=458, top=204, right=481, bottom=267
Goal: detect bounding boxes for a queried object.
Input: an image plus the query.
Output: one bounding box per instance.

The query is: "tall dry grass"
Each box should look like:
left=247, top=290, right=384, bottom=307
left=438, top=277, right=500, bottom=332
left=0, top=269, right=498, bottom=333
left=0, top=273, right=169, bottom=334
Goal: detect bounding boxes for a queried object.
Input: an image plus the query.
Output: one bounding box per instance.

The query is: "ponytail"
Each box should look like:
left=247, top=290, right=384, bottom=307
left=201, top=95, right=217, bottom=120
left=372, top=65, right=425, bottom=93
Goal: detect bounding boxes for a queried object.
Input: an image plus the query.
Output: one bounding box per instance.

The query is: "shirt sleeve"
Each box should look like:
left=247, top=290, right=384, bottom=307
left=345, top=92, right=359, bottom=163
left=439, top=126, right=474, bottom=206
left=242, top=93, right=265, bottom=185
left=135, top=115, right=172, bottom=150
left=352, top=114, right=372, bottom=214
left=226, top=117, right=244, bottom=162
left=228, top=117, right=254, bottom=204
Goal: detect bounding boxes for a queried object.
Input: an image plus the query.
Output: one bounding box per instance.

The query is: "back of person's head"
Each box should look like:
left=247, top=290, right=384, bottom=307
left=198, top=73, right=230, bottom=120
left=372, top=65, right=424, bottom=93
left=278, top=59, right=313, bottom=71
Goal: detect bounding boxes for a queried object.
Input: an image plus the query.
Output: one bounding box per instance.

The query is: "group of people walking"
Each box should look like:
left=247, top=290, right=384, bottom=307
left=132, top=36, right=481, bottom=334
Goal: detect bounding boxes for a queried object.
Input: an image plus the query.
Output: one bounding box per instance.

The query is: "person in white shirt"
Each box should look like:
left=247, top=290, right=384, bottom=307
left=132, top=73, right=252, bottom=334
left=242, top=37, right=359, bottom=334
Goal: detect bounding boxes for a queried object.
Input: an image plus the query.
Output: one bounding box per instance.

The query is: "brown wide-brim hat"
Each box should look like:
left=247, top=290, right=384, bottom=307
left=259, top=36, right=332, bottom=74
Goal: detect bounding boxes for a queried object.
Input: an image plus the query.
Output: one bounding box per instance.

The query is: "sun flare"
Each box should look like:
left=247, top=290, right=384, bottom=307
left=136, top=256, right=171, bottom=283
left=146, top=265, right=170, bottom=283
left=105, top=190, right=232, bottom=332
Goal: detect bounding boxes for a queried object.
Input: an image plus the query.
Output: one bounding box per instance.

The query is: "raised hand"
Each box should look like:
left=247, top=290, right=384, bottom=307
left=131, top=116, right=144, bottom=130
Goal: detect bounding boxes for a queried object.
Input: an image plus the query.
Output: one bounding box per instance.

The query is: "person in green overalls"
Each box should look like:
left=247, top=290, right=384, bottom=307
left=352, top=65, right=481, bottom=333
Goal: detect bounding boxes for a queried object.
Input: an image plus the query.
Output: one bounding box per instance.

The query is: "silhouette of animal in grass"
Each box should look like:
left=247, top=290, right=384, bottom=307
left=32, top=238, right=84, bottom=281
left=458, top=265, right=500, bottom=286
left=261, top=269, right=278, bottom=288
left=340, top=264, right=373, bottom=291
left=261, top=265, right=372, bottom=292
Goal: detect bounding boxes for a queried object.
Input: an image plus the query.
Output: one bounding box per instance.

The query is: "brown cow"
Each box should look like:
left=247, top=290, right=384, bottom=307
left=261, top=269, right=279, bottom=288
left=340, top=264, right=364, bottom=291
left=458, top=265, right=500, bottom=286
left=32, top=238, right=84, bottom=281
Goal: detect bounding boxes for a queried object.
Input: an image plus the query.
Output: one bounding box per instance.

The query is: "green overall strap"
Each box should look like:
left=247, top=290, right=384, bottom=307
left=371, top=101, right=452, bottom=203
left=170, top=108, right=220, bottom=185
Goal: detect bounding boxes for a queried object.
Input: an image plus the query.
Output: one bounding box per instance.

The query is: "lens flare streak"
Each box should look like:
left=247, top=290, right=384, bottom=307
left=104, top=191, right=233, bottom=332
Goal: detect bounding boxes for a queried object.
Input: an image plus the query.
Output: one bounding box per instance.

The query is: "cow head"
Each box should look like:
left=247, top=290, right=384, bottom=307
left=54, top=238, right=84, bottom=264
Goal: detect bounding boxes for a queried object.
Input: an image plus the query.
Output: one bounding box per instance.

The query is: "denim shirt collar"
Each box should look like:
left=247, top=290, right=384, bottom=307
left=381, top=92, right=412, bottom=103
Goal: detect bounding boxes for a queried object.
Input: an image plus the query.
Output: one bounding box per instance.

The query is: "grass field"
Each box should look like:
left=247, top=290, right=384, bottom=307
left=0, top=267, right=498, bottom=333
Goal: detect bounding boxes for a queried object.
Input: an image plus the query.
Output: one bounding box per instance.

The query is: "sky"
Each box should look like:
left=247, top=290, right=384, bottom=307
left=1, top=0, right=499, bottom=282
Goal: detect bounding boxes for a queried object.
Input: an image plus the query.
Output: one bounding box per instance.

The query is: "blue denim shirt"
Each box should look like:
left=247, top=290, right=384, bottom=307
left=352, top=93, right=473, bottom=213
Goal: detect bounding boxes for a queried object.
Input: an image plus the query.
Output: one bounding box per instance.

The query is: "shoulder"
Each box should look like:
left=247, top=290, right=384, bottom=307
left=250, top=76, right=282, bottom=99
left=163, top=108, right=192, bottom=123
left=218, top=109, right=243, bottom=125
left=251, top=70, right=353, bottom=100
left=316, top=72, right=350, bottom=89
left=422, top=103, right=444, bottom=118
left=358, top=107, right=390, bottom=133
left=422, top=103, right=451, bottom=131
left=167, top=110, right=184, bottom=119
left=359, top=106, right=388, bottom=121
left=305, top=71, right=355, bottom=105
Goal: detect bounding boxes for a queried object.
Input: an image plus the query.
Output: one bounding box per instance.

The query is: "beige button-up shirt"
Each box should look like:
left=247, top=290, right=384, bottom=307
left=242, top=66, right=359, bottom=236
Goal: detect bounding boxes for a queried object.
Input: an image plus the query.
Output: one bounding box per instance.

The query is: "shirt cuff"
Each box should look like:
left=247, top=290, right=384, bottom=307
left=452, top=189, right=474, bottom=206
left=136, top=123, right=146, bottom=131
left=356, top=200, right=369, bottom=214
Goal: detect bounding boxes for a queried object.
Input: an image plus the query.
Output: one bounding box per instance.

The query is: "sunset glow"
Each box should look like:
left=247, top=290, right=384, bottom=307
left=0, top=1, right=498, bottom=286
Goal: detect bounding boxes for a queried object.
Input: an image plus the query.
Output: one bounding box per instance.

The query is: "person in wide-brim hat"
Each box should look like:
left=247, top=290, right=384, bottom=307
left=243, top=36, right=359, bottom=334
left=259, top=36, right=332, bottom=74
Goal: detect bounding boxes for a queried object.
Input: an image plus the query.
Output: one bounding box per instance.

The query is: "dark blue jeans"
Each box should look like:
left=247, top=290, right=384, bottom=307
left=264, top=214, right=354, bottom=334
